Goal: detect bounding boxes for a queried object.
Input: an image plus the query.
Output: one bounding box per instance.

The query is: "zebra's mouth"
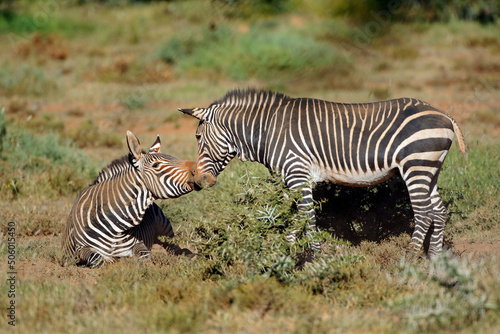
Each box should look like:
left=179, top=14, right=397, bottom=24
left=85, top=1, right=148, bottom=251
left=192, top=182, right=202, bottom=192
left=188, top=179, right=203, bottom=192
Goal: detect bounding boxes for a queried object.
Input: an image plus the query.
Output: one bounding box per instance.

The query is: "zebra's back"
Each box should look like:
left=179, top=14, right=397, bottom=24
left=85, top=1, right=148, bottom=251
left=266, top=97, right=457, bottom=187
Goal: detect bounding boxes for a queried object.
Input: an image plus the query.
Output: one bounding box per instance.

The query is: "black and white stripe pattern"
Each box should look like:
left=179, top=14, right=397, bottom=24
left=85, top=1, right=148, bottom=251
left=180, top=89, right=466, bottom=258
left=62, top=131, right=196, bottom=268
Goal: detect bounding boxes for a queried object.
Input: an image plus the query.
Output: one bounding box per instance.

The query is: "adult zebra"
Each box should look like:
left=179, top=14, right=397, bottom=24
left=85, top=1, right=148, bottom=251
left=179, top=89, right=466, bottom=259
left=62, top=131, right=197, bottom=268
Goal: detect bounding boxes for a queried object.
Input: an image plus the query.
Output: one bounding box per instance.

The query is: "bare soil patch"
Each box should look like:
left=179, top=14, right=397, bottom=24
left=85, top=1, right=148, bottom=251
left=18, top=258, right=100, bottom=287
left=453, top=240, right=500, bottom=258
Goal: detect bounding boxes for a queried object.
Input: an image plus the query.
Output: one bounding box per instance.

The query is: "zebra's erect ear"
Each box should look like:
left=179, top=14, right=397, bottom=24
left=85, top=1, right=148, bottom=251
left=178, top=107, right=210, bottom=121
left=148, top=135, right=161, bottom=154
left=126, top=131, right=143, bottom=166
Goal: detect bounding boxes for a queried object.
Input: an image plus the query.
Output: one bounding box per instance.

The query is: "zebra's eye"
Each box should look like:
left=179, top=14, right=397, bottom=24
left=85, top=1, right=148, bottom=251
left=152, top=162, right=159, bottom=168
left=195, top=134, right=201, bottom=140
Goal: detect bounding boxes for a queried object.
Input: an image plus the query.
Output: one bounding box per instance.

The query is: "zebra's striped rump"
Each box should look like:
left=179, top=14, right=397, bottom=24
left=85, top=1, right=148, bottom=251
left=180, top=89, right=466, bottom=259
left=62, top=131, right=196, bottom=268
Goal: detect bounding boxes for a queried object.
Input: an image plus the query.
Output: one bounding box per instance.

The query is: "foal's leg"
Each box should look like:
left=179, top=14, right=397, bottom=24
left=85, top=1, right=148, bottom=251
left=77, top=246, right=107, bottom=268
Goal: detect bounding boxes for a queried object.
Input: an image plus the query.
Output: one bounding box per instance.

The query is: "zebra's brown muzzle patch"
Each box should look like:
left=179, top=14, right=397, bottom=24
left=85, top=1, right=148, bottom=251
left=193, top=172, right=217, bottom=189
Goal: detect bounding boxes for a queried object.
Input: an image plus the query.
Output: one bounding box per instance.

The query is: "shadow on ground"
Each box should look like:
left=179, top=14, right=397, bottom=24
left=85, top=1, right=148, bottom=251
left=314, top=175, right=415, bottom=246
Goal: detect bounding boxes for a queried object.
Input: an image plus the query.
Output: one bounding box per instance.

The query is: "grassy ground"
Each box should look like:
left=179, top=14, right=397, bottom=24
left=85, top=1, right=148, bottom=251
left=0, top=1, right=499, bottom=333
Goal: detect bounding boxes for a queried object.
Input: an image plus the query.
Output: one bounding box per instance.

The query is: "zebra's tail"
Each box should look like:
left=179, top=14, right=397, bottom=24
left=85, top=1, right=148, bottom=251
left=425, top=100, right=466, bottom=157
left=450, top=117, right=466, bottom=157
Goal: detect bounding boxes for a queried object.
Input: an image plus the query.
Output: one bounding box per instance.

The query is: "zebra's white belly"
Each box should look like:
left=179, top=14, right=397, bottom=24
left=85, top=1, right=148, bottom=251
left=310, top=163, right=397, bottom=186
left=112, top=247, right=134, bottom=258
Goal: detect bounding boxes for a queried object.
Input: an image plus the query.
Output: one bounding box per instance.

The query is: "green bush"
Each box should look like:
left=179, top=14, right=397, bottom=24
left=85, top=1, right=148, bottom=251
left=320, top=0, right=498, bottom=23
left=213, top=0, right=293, bottom=18
left=163, top=163, right=338, bottom=283
left=67, top=119, right=122, bottom=148
left=158, top=23, right=355, bottom=88
left=119, top=95, right=146, bottom=110
left=0, top=119, right=98, bottom=199
left=391, top=251, right=494, bottom=332
left=0, top=8, right=95, bottom=36
left=157, top=36, right=190, bottom=65
left=0, top=64, right=58, bottom=96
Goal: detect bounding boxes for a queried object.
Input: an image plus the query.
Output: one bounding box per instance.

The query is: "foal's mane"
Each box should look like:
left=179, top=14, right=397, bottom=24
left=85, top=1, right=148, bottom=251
left=92, top=154, right=134, bottom=185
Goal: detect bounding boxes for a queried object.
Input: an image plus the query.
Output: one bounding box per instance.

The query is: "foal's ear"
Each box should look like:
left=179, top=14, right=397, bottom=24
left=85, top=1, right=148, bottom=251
left=178, top=107, right=211, bottom=122
left=148, top=135, right=161, bottom=154
left=126, top=131, right=143, bottom=168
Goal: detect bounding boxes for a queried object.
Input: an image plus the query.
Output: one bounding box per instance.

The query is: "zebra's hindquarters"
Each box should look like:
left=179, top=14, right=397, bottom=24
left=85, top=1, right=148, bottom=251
left=396, top=143, right=452, bottom=259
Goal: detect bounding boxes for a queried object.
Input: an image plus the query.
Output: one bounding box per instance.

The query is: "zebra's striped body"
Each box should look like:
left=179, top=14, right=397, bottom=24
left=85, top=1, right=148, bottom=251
left=62, top=131, right=196, bottom=268
left=180, top=89, right=466, bottom=258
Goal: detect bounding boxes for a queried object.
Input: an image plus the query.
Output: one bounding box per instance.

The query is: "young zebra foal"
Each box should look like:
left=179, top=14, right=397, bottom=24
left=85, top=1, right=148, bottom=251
left=62, top=131, right=197, bottom=268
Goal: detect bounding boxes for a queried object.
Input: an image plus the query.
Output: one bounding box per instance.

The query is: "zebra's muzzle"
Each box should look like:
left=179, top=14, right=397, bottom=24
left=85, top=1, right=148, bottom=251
left=188, top=180, right=203, bottom=191
left=185, top=160, right=200, bottom=191
left=194, top=173, right=217, bottom=189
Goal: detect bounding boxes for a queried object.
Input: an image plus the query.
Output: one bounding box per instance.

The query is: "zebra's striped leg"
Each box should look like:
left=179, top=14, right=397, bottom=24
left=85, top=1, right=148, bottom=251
left=132, top=242, right=151, bottom=259
left=404, top=178, right=434, bottom=259
left=285, top=175, right=321, bottom=252
left=77, top=246, right=106, bottom=269
left=428, top=187, right=447, bottom=259
left=300, top=186, right=321, bottom=253
left=407, top=208, right=434, bottom=260
left=150, top=209, right=193, bottom=257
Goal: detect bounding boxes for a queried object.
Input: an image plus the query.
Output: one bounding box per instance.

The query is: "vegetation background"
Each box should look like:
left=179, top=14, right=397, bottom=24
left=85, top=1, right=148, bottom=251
left=0, top=0, right=499, bottom=332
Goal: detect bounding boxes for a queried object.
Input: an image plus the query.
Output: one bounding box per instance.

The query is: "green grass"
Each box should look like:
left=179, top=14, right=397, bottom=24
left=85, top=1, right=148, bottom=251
left=0, top=116, right=99, bottom=202
left=1, top=121, right=497, bottom=333
left=157, top=21, right=357, bottom=88
left=439, top=141, right=500, bottom=243
left=1, top=235, right=498, bottom=333
left=67, top=119, right=122, bottom=148
left=0, top=9, right=95, bottom=37
left=0, top=63, right=58, bottom=96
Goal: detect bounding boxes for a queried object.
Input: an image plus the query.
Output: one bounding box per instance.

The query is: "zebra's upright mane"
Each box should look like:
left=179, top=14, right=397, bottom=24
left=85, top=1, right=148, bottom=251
left=92, top=154, right=135, bottom=185
left=213, top=88, right=291, bottom=109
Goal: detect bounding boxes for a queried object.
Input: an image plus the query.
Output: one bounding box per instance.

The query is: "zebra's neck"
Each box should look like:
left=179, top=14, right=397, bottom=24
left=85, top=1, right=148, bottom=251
left=219, top=89, right=290, bottom=167
left=91, top=155, right=154, bottom=231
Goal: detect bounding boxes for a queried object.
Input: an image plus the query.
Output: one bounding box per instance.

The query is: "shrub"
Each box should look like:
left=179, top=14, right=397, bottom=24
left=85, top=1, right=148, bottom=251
left=67, top=119, right=122, bottom=148
left=119, top=95, right=146, bottom=110
left=157, top=22, right=356, bottom=89
left=0, top=119, right=98, bottom=200
left=314, top=175, right=414, bottom=246
left=391, top=251, right=494, bottom=331
left=0, top=8, right=95, bottom=36
left=327, top=0, right=498, bottom=23
left=213, top=0, right=293, bottom=18
left=165, top=163, right=337, bottom=283
left=0, top=64, right=58, bottom=96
